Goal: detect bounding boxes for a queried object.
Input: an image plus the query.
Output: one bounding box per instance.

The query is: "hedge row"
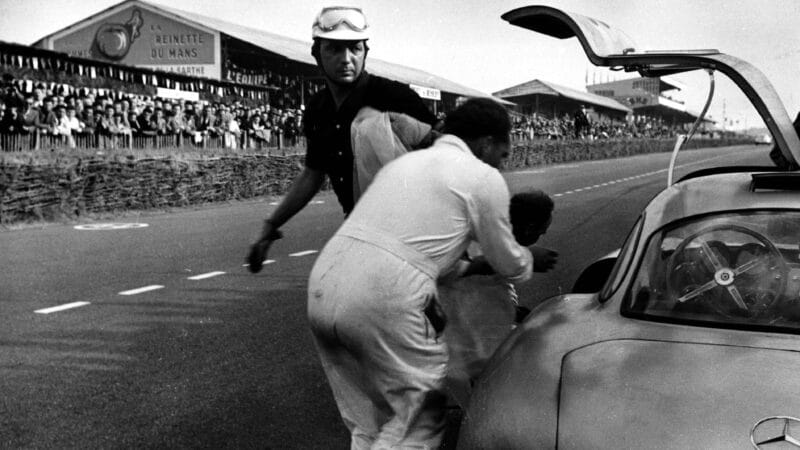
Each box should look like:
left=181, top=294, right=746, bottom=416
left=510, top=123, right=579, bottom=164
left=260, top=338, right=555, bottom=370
left=0, top=154, right=305, bottom=223
left=506, top=137, right=746, bottom=167
left=0, top=137, right=750, bottom=224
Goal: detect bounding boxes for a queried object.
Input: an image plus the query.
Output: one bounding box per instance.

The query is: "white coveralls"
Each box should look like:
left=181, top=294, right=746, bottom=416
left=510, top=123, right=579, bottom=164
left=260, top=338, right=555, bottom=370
left=350, top=108, right=520, bottom=410
left=308, top=135, right=532, bottom=449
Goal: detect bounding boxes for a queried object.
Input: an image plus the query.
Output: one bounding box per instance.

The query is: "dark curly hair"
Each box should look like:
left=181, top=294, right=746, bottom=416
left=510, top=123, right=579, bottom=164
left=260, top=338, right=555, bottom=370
left=442, top=97, right=511, bottom=143
left=510, top=189, right=554, bottom=245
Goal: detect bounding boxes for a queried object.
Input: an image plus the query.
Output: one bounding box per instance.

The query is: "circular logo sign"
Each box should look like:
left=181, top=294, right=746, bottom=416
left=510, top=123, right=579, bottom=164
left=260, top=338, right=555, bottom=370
left=74, top=223, right=149, bottom=230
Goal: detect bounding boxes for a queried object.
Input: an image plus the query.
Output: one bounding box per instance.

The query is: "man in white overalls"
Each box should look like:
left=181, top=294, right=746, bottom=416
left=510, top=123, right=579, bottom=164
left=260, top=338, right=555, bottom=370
left=308, top=98, right=538, bottom=449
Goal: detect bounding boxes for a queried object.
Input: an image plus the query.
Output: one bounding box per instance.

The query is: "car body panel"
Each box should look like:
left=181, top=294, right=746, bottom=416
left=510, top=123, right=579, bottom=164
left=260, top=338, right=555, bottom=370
left=460, top=291, right=800, bottom=449
left=643, top=173, right=800, bottom=239
left=560, top=340, right=800, bottom=449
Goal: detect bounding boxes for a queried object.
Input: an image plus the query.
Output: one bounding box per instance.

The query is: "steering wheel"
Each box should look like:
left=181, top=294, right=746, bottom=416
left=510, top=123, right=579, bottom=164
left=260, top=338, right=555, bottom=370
left=666, top=224, right=788, bottom=318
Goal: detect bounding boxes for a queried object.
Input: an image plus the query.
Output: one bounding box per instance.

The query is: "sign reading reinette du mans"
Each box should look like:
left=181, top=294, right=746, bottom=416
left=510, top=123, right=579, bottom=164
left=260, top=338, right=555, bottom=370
left=48, top=6, right=220, bottom=79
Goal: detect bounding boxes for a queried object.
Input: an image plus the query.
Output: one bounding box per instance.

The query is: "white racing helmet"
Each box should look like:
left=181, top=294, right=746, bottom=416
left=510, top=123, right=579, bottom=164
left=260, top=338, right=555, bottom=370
left=312, top=6, right=370, bottom=41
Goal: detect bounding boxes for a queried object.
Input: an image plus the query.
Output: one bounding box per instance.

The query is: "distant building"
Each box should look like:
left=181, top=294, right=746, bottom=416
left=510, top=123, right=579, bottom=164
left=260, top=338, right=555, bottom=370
left=587, top=76, right=712, bottom=126
left=493, top=79, right=631, bottom=121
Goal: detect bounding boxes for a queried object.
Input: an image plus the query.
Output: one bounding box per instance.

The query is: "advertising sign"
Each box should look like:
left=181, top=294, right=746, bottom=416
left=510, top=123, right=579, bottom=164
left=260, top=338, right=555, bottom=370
left=409, top=84, right=441, bottom=101
left=48, top=5, right=220, bottom=79
left=156, top=87, right=200, bottom=102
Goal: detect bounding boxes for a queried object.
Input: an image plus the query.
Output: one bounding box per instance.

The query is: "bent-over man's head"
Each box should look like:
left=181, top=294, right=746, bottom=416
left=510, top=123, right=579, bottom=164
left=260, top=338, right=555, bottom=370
left=510, top=190, right=554, bottom=246
left=311, top=6, right=370, bottom=86
left=442, top=97, right=512, bottom=168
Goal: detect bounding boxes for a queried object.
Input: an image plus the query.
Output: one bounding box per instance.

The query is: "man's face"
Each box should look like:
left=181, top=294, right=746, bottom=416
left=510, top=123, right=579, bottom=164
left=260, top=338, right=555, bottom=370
left=514, top=215, right=552, bottom=246
left=318, top=39, right=365, bottom=85
left=479, top=136, right=511, bottom=169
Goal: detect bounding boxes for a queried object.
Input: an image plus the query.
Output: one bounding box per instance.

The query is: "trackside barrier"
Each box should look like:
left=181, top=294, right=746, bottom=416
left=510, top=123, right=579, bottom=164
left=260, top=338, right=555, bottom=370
left=0, top=136, right=751, bottom=224
left=0, top=130, right=305, bottom=156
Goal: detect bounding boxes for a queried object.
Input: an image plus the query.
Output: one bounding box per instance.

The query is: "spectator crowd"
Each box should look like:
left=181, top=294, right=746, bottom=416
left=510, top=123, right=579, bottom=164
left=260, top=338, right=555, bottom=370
left=0, top=74, right=303, bottom=150
left=509, top=111, right=690, bottom=142
left=2, top=72, right=705, bottom=152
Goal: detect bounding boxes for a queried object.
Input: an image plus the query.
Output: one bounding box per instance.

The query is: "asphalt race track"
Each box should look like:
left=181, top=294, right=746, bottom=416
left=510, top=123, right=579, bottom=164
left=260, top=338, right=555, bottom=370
left=0, top=145, right=771, bottom=448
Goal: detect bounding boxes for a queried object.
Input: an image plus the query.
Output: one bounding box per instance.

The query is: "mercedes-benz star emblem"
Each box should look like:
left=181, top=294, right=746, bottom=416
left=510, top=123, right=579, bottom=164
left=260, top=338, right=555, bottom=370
left=751, top=416, right=800, bottom=449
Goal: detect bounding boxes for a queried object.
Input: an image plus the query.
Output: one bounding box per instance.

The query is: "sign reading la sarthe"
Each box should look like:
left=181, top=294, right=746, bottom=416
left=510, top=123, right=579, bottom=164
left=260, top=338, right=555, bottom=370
left=43, top=5, right=221, bottom=79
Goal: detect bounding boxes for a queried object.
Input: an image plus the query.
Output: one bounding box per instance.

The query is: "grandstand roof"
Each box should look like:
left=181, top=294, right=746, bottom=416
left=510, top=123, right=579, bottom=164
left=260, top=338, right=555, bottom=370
left=492, top=79, right=632, bottom=113
left=32, top=0, right=493, bottom=100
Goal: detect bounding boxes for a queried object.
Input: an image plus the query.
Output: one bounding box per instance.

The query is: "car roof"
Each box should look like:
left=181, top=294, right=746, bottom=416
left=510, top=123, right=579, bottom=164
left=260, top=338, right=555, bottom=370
left=642, top=171, right=800, bottom=234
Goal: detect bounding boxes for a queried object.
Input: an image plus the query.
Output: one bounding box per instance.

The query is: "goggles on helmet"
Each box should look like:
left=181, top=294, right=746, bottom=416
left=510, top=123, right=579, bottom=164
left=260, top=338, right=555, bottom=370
left=312, top=6, right=370, bottom=40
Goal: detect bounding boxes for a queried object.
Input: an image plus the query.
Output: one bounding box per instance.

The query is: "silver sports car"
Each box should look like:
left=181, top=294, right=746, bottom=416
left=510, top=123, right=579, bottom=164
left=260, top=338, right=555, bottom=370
left=458, top=6, right=800, bottom=449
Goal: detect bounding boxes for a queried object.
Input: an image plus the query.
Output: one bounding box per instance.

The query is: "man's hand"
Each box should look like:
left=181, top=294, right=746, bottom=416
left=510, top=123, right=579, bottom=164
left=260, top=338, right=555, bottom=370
left=530, top=245, right=558, bottom=272
left=247, top=220, right=283, bottom=273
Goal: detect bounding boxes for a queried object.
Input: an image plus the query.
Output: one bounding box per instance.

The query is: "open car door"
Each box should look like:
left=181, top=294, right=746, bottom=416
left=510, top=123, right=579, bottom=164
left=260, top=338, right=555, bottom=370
left=502, top=5, right=800, bottom=169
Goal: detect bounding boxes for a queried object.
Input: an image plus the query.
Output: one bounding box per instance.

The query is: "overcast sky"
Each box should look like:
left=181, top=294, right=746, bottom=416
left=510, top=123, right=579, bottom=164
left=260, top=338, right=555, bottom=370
left=1, top=0, right=798, bottom=129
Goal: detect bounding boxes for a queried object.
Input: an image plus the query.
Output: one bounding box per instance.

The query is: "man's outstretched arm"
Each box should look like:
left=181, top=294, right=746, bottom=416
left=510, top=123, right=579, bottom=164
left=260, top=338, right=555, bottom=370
left=264, top=167, right=326, bottom=231
left=248, top=167, right=325, bottom=273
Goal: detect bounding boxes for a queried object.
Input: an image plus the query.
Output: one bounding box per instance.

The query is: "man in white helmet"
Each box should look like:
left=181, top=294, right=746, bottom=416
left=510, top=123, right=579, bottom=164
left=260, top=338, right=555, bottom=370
left=248, top=6, right=436, bottom=270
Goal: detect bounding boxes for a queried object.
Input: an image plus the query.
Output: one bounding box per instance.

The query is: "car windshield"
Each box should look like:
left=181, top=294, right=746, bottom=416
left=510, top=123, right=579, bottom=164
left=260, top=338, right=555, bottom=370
left=625, top=211, right=800, bottom=332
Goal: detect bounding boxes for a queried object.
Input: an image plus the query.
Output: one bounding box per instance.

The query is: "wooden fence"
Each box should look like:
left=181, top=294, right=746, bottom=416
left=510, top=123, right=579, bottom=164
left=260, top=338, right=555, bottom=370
left=0, top=130, right=306, bottom=156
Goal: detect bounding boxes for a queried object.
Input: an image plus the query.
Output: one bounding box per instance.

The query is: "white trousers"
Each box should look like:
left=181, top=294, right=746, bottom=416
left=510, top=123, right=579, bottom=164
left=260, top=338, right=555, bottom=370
left=308, top=234, right=448, bottom=450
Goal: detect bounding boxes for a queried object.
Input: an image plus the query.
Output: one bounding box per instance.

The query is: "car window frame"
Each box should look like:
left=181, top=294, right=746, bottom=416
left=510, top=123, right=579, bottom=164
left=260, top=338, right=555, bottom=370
left=599, top=214, right=644, bottom=302
left=620, top=208, right=800, bottom=335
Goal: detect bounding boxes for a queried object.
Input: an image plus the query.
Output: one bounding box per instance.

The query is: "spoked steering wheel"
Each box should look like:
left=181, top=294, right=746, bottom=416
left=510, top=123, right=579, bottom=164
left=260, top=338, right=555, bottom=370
left=666, top=224, right=788, bottom=318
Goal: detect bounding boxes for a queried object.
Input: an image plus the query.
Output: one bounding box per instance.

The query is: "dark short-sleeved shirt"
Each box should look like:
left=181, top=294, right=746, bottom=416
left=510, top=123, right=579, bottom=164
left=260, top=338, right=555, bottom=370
left=304, top=72, right=437, bottom=214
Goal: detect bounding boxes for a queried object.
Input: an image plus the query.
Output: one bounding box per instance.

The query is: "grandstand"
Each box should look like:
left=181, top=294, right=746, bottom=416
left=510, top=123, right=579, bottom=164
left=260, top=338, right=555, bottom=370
left=31, top=0, right=495, bottom=114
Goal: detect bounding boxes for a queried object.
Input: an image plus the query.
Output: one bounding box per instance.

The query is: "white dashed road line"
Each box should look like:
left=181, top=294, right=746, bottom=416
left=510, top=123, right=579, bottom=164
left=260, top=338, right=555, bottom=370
left=35, top=301, right=91, bottom=314
left=119, top=285, right=165, bottom=296
left=289, top=250, right=318, bottom=257
left=242, top=259, right=275, bottom=268
left=187, top=271, right=226, bottom=280
left=520, top=151, right=743, bottom=198
left=552, top=168, right=664, bottom=197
